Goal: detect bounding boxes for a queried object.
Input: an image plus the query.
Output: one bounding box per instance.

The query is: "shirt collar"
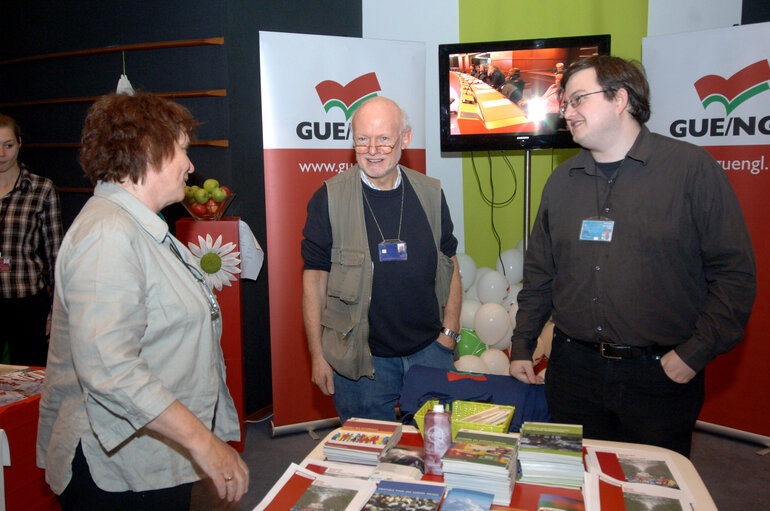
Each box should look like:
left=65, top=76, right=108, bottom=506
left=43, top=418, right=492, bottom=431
left=359, top=166, right=402, bottom=190
left=93, top=181, right=170, bottom=243
left=567, top=125, right=653, bottom=176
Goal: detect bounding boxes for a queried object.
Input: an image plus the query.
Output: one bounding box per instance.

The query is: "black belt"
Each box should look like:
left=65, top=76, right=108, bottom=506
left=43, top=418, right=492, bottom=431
left=554, top=327, right=669, bottom=360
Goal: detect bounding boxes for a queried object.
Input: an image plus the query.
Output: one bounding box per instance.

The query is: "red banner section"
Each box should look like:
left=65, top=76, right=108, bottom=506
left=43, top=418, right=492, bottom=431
left=264, top=148, right=426, bottom=427
left=700, top=145, right=770, bottom=436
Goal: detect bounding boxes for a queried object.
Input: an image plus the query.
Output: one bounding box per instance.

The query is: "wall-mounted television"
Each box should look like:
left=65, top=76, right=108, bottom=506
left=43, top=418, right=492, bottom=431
left=439, top=34, right=610, bottom=152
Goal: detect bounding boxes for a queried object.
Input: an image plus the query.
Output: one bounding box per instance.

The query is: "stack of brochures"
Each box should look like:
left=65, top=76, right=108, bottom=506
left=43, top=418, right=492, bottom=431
left=517, top=421, right=584, bottom=488
left=440, top=429, right=519, bottom=506
left=322, top=418, right=403, bottom=466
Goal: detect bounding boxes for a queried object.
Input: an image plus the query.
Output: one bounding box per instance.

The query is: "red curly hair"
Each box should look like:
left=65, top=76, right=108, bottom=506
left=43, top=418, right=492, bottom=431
left=79, top=92, right=198, bottom=186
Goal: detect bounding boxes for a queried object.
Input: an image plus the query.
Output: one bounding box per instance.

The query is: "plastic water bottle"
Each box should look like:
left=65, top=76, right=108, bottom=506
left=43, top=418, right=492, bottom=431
left=424, top=403, right=452, bottom=475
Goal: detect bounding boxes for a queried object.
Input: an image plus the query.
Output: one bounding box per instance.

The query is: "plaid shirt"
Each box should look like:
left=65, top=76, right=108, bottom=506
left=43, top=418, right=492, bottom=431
left=0, top=165, right=63, bottom=298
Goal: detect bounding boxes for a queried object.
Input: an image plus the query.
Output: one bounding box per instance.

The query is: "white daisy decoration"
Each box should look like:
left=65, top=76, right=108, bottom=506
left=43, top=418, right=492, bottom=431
left=187, top=234, right=241, bottom=291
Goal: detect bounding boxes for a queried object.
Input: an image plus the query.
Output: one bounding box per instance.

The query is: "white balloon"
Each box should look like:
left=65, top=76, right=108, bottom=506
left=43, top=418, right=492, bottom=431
left=508, top=302, right=519, bottom=329
left=516, top=238, right=525, bottom=253
left=474, top=302, right=510, bottom=345
left=460, top=299, right=482, bottom=330
left=508, top=283, right=523, bottom=304
left=490, top=335, right=512, bottom=352
left=464, top=283, right=479, bottom=302
left=474, top=266, right=494, bottom=285
left=480, top=349, right=510, bottom=375
left=496, top=248, right=524, bottom=285
left=455, top=355, right=488, bottom=373
left=476, top=270, right=509, bottom=304
left=455, top=253, right=477, bottom=292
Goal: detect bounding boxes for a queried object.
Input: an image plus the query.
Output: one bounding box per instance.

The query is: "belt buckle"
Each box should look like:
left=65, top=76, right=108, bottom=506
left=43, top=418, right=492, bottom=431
left=599, top=342, right=623, bottom=360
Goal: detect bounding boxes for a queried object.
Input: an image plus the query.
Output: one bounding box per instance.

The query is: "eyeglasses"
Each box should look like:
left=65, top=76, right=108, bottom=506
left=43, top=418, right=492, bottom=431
left=168, top=239, right=221, bottom=321
left=559, top=89, right=613, bottom=115
left=353, top=141, right=397, bottom=154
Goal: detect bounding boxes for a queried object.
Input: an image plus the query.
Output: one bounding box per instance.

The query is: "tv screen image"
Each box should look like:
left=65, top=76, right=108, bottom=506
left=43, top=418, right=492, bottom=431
left=439, top=34, right=610, bottom=152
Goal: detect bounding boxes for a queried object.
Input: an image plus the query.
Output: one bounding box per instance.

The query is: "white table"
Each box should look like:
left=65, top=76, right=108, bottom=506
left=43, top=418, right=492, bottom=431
left=303, top=425, right=717, bottom=511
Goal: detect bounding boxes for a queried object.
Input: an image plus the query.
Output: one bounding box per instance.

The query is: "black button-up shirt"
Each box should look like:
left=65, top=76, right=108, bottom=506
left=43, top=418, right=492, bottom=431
left=511, top=126, right=756, bottom=372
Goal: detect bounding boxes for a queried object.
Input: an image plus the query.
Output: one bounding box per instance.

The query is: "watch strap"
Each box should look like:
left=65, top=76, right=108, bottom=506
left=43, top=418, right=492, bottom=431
left=441, top=327, right=461, bottom=342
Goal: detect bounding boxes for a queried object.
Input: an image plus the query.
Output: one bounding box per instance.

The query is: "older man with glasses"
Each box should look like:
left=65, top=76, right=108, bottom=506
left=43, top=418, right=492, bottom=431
left=301, top=96, right=462, bottom=424
left=509, top=55, right=756, bottom=457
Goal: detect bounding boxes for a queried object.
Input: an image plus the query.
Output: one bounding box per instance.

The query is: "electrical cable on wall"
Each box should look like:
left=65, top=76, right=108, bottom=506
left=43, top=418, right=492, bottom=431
left=470, top=151, right=518, bottom=277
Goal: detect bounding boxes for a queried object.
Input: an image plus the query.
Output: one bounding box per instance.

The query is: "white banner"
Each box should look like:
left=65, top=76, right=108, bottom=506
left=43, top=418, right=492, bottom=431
left=644, top=22, right=770, bottom=148
left=260, top=31, right=426, bottom=150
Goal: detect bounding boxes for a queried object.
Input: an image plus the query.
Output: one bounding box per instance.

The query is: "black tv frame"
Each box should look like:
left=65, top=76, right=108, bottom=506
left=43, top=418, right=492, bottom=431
left=439, top=34, right=611, bottom=152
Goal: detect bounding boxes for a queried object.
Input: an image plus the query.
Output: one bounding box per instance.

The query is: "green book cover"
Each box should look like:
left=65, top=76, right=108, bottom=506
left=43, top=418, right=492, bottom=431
left=519, top=422, right=583, bottom=458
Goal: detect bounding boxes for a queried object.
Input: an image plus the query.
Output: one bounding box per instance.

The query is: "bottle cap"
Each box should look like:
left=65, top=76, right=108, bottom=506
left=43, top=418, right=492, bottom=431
left=432, top=403, right=444, bottom=413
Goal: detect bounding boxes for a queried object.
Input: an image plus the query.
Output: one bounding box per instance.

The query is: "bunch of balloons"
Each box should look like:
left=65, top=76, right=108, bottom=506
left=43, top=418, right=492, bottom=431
left=454, top=248, right=525, bottom=375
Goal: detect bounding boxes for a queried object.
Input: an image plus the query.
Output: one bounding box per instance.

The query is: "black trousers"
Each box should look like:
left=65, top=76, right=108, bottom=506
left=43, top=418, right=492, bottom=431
left=545, top=333, right=705, bottom=457
left=1, top=288, right=50, bottom=366
left=57, top=443, right=193, bottom=511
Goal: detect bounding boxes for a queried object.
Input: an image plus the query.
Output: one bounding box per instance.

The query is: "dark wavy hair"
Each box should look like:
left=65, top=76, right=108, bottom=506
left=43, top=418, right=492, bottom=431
left=562, top=55, right=651, bottom=124
left=0, top=113, right=22, bottom=143
left=79, top=92, right=198, bottom=186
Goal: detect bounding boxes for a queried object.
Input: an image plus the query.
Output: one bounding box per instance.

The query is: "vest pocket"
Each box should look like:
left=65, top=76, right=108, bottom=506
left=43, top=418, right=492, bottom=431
left=328, top=249, right=366, bottom=304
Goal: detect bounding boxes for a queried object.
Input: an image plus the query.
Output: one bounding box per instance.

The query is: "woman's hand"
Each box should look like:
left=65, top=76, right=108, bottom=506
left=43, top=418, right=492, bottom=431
left=145, top=400, right=249, bottom=502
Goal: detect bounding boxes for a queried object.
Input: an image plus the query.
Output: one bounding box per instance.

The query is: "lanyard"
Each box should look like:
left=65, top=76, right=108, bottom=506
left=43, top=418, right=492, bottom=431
left=362, top=181, right=405, bottom=243
left=167, top=237, right=221, bottom=320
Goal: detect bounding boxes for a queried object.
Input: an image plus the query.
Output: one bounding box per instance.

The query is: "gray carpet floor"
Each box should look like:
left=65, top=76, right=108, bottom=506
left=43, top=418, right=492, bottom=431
left=191, top=418, right=770, bottom=510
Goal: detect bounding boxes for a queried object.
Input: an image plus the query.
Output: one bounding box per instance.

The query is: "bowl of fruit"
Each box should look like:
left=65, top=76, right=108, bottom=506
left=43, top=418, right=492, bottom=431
left=182, top=178, right=235, bottom=221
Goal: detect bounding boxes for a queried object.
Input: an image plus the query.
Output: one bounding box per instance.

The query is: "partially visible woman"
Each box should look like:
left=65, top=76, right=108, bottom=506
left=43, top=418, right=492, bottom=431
left=36, top=92, right=248, bottom=510
left=0, top=113, right=63, bottom=366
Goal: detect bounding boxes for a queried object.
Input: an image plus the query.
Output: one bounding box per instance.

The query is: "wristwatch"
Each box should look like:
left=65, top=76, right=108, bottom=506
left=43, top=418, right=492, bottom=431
left=441, top=327, right=462, bottom=343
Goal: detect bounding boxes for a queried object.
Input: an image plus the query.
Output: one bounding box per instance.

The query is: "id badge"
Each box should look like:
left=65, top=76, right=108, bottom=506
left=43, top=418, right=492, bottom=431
left=0, top=256, right=10, bottom=272
left=379, top=239, right=407, bottom=262
left=580, top=219, right=614, bottom=242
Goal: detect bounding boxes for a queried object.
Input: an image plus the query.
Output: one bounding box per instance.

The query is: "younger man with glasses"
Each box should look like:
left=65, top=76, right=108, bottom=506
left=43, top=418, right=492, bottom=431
left=509, top=56, right=756, bottom=456
left=302, top=97, right=462, bottom=424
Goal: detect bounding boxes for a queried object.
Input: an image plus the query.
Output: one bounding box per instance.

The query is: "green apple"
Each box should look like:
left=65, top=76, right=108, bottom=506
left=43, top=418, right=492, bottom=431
left=203, top=178, right=220, bottom=193
left=194, top=188, right=211, bottom=204
left=211, top=187, right=227, bottom=203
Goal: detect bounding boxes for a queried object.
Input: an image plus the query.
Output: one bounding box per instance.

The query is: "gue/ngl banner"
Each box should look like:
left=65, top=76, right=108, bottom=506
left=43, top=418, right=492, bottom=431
left=259, top=31, right=426, bottom=429
left=644, top=22, right=770, bottom=437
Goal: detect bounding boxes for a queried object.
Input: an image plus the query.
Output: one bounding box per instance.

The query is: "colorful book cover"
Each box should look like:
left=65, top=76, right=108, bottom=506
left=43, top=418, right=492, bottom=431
left=519, top=422, right=583, bottom=458
left=324, top=418, right=402, bottom=451
left=537, top=493, right=585, bottom=510
left=441, top=487, right=495, bottom=511
left=362, top=480, right=445, bottom=511
left=442, top=441, right=517, bottom=470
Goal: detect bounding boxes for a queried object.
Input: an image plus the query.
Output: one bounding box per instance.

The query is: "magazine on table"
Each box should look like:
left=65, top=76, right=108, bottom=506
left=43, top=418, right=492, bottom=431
left=362, top=479, right=445, bottom=511
left=253, top=463, right=376, bottom=511
left=371, top=443, right=425, bottom=482
left=582, top=445, right=695, bottom=509
left=583, top=472, right=693, bottom=511
left=441, top=487, right=495, bottom=511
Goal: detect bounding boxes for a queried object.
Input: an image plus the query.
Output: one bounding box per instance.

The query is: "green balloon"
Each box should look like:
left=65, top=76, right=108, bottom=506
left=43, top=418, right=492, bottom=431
left=457, top=329, right=487, bottom=357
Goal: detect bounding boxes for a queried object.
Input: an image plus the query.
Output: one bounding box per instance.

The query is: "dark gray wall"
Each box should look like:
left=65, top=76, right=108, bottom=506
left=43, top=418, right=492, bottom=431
left=0, top=0, right=361, bottom=415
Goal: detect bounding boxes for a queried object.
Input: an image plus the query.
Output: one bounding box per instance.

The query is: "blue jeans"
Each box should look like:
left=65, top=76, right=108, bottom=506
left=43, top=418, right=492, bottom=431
left=333, top=340, right=456, bottom=424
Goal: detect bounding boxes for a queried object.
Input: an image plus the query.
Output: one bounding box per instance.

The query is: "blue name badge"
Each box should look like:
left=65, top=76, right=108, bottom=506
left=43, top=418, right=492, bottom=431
left=580, top=219, right=614, bottom=242
left=379, top=240, right=407, bottom=262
